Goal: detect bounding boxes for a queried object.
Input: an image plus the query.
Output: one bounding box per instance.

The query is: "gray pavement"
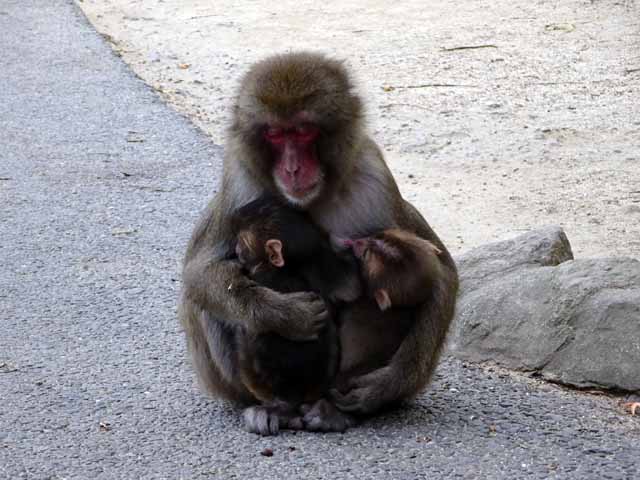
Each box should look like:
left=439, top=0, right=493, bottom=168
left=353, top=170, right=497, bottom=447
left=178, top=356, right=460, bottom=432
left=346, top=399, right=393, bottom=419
left=1, top=1, right=638, bottom=479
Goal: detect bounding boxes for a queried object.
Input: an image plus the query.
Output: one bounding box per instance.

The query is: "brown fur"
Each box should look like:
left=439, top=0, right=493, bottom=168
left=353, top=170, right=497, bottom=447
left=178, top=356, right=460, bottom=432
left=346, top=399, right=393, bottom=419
left=230, top=52, right=364, bottom=202
left=179, top=51, right=459, bottom=429
left=336, top=229, right=447, bottom=394
left=362, top=229, right=443, bottom=308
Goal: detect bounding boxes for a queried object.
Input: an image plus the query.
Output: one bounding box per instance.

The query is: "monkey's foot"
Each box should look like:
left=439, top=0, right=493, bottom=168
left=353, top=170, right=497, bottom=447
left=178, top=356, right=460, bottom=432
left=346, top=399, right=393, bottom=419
left=623, top=402, right=640, bottom=416
left=330, top=366, right=395, bottom=415
left=300, top=398, right=356, bottom=433
left=242, top=403, right=304, bottom=436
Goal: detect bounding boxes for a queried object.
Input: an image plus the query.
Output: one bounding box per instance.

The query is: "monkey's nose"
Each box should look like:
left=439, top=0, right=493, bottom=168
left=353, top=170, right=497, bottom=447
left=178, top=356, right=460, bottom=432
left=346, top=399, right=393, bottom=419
left=352, top=239, right=367, bottom=257
left=285, top=164, right=299, bottom=175
left=283, top=152, right=299, bottom=175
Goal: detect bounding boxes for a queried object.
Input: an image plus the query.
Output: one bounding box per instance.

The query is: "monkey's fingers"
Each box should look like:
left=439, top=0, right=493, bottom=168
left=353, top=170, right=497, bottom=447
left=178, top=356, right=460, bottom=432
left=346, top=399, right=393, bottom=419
left=268, top=411, right=280, bottom=434
left=262, top=291, right=327, bottom=340
left=285, top=416, right=305, bottom=430
left=302, top=398, right=356, bottom=432
left=283, top=291, right=326, bottom=312
left=242, top=406, right=280, bottom=436
left=347, top=366, right=392, bottom=390
left=330, top=387, right=366, bottom=413
left=285, top=291, right=330, bottom=337
left=331, top=368, right=392, bottom=414
left=623, top=402, right=640, bottom=415
left=304, top=296, right=329, bottom=317
left=290, top=291, right=323, bottom=302
left=305, top=413, right=353, bottom=432
left=297, top=293, right=330, bottom=320
left=309, top=301, right=330, bottom=324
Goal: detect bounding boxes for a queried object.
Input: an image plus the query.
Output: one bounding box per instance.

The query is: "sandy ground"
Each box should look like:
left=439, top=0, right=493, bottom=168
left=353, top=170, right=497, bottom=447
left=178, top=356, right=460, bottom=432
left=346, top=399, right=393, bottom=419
left=77, top=0, right=640, bottom=259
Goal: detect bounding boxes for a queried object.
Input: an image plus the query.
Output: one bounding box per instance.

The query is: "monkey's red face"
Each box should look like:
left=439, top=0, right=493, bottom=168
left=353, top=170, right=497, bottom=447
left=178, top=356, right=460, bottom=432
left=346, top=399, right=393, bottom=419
left=264, top=123, right=324, bottom=206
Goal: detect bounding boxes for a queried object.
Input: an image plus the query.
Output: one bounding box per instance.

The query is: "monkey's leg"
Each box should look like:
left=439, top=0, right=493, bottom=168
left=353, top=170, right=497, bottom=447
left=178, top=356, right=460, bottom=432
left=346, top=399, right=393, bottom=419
left=243, top=400, right=303, bottom=436
left=623, top=402, right=640, bottom=415
left=332, top=271, right=457, bottom=415
left=300, top=398, right=356, bottom=433
left=181, top=303, right=255, bottom=404
left=330, top=365, right=397, bottom=415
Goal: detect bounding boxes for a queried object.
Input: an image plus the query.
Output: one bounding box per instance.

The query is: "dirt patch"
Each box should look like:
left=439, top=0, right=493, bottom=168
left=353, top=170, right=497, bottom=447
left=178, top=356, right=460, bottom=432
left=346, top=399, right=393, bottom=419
left=78, top=0, right=640, bottom=258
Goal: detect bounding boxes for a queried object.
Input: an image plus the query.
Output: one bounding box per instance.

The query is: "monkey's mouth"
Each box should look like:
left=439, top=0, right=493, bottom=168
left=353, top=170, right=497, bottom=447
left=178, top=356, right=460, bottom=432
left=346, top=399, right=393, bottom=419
left=289, top=182, right=319, bottom=198
left=274, top=171, right=324, bottom=207
left=280, top=181, right=323, bottom=207
left=344, top=238, right=368, bottom=258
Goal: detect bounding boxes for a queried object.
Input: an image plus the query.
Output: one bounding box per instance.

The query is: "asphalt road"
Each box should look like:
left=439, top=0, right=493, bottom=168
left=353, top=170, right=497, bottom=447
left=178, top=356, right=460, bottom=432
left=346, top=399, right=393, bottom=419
left=1, top=1, right=638, bottom=479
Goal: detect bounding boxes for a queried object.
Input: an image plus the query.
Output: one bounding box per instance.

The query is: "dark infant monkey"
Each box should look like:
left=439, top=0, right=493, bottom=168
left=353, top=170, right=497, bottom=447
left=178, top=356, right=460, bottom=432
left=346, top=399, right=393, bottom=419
left=179, top=51, right=459, bottom=436
left=229, top=194, right=360, bottom=432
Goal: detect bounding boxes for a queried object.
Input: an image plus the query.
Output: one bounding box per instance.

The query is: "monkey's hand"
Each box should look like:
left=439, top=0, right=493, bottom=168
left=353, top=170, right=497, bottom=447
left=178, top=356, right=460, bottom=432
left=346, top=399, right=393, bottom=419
left=330, top=366, right=398, bottom=415
left=300, top=398, right=356, bottom=432
left=256, top=289, right=329, bottom=341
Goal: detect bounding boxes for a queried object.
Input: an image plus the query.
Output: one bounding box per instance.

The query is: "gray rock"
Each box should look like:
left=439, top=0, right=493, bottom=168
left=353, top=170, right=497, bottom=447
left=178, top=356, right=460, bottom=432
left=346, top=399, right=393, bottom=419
left=456, top=225, right=573, bottom=291
left=451, top=226, right=640, bottom=393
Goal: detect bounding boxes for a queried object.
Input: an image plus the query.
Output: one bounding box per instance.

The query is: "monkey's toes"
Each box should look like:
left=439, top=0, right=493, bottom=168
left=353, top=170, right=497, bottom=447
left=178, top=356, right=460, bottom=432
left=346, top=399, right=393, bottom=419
left=299, top=403, right=313, bottom=415
left=302, top=399, right=356, bottom=432
left=242, top=406, right=280, bottom=436
left=623, top=402, right=640, bottom=416
left=285, top=416, right=304, bottom=430
left=304, top=411, right=355, bottom=432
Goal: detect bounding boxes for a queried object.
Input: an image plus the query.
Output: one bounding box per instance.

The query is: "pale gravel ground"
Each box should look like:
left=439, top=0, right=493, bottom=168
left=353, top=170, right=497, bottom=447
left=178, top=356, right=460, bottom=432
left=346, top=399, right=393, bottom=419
left=78, top=0, right=640, bottom=259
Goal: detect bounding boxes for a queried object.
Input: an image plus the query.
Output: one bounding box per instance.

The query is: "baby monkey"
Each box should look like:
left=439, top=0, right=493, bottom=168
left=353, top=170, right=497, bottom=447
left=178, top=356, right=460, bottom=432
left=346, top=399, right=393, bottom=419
left=334, top=229, right=444, bottom=401
left=345, top=229, right=443, bottom=311
left=230, top=194, right=360, bottom=433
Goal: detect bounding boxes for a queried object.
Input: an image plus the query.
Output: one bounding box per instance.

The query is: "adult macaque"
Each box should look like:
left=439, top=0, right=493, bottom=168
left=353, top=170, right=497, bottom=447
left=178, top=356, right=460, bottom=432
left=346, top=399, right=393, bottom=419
left=179, top=52, right=459, bottom=432
left=229, top=194, right=359, bottom=434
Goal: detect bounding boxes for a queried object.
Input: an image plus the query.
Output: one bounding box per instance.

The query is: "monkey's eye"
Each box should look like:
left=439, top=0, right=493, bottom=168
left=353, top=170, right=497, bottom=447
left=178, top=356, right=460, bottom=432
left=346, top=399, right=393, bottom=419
left=294, top=124, right=319, bottom=143
left=264, top=127, right=285, bottom=143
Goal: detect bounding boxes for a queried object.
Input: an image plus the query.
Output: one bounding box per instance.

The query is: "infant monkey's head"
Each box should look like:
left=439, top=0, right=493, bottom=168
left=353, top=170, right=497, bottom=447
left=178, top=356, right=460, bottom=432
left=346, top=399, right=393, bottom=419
left=343, top=229, right=443, bottom=311
left=231, top=194, right=324, bottom=273
left=235, top=228, right=284, bottom=273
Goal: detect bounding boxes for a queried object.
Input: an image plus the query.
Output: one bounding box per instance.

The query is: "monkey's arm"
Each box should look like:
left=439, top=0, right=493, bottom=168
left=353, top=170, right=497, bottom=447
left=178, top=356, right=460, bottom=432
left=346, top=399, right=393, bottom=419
left=182, top=197, right=329, bottom=341
left=183, top=247, right=328, bottom=341
left=183, top=248, right=259, bottom=325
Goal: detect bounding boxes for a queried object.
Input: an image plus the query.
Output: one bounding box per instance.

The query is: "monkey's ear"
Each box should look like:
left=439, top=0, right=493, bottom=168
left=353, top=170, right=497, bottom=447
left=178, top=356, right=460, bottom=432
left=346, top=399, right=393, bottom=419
left=427, top=241, right=443, bottom=256
left=374, top=289, right=392, bottom=311
left=416, top=237, right=442, bottom=256
left=265, top=239, right=285, bottom=267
